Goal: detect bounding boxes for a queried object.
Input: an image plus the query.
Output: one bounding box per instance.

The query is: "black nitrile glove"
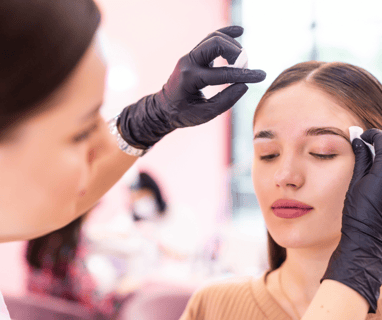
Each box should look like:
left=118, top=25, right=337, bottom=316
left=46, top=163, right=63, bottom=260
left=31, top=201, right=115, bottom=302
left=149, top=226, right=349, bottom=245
left=321, top=129, right=382, bottom=314
left=119, top=26, right=266, bottom=149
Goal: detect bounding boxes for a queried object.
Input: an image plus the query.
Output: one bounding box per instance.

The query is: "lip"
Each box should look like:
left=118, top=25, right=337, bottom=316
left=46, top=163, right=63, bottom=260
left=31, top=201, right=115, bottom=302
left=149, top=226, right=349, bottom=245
left=271, top=199, right=313, bottom=219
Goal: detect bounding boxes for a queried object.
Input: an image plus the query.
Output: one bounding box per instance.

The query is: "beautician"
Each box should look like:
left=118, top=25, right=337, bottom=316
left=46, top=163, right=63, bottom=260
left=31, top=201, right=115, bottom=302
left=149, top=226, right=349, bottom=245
left=0, top=1, right=381, bottom=319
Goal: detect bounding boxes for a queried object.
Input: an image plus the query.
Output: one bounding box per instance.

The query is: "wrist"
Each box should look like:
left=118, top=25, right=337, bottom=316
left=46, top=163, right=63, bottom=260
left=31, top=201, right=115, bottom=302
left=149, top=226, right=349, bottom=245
left=119, top=94, right=174, bottom=149
left=108, top=115, right=151, bottom=157
left=321, top=230, right=382, bottom=314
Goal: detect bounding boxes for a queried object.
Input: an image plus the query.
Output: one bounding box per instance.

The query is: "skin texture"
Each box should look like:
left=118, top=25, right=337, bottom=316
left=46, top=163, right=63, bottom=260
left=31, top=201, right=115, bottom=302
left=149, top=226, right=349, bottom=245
left=0, top=39, right=119, bottom=241
left=252, top=82, right=365, bottom=319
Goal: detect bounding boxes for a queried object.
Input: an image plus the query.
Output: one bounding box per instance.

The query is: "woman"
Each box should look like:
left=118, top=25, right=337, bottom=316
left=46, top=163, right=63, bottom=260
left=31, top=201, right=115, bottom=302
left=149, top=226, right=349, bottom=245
left=0, top=1, right=380, bottom=319
left=179, top=61, right=382, bottom=319
left=0, top=1, right=264, bottom=317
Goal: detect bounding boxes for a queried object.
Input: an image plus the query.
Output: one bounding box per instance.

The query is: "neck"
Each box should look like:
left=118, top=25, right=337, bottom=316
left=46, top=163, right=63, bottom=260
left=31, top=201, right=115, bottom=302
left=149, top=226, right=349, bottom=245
left=280, top=236, right=340, bottom=307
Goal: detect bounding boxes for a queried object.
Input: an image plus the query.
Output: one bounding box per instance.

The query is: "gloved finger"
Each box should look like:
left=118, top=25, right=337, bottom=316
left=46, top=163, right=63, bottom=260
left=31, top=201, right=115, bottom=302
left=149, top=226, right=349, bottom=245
left=194, top=30, right=243, bottom=55
left=192, top=26, right=244, bottom=51
left=216, top=26, right=244, bottom=38
left=201, top=83, right=249, bottom=116
left=202, top=30, right=242, bottom=67
left=348, top=138, right=373, bottom=190
left=360, top=128, right=382, bottom=176
left=190, top=36, right=242, bottom=66
left=205, top=27, right=243, bottom=67
left=199, top=67, right=266, bottom=87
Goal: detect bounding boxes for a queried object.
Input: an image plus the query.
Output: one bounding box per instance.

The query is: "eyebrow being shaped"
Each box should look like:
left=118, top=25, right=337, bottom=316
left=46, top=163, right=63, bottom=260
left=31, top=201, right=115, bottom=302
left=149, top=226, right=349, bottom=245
left=253, top=126, right=351, bottom=145
left=80, top=102, right=103, bottom=123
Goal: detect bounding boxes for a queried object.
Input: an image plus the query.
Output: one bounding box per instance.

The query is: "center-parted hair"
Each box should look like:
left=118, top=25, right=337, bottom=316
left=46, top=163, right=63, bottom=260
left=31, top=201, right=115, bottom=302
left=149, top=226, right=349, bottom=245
left=252, top=61, right=382, bottom=272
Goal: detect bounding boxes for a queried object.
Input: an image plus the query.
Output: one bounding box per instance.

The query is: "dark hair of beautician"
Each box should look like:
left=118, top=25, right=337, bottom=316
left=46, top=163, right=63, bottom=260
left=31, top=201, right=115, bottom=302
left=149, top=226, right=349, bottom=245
left=0, top=1, right=382, bottom=319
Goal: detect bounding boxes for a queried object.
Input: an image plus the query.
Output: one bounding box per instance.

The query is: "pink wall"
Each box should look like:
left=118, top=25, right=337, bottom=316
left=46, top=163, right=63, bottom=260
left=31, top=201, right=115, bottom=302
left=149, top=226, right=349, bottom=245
left=0, top=0, right=230, bottom=294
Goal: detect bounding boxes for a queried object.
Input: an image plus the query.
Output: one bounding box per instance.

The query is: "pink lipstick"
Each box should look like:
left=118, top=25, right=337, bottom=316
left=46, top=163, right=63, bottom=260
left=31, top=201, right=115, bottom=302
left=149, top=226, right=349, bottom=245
left=271, top=199, right=313, bottom=219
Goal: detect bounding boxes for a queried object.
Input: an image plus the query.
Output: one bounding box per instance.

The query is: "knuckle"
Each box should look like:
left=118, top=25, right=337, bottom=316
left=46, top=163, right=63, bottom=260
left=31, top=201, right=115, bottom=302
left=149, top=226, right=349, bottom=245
left=207, top=31, right=218, bottom=38
left=210, top=36, right=219, bottom=46
left=180, top=68, right=193, bottom=81
left=210, top=36, right=221, bottom=47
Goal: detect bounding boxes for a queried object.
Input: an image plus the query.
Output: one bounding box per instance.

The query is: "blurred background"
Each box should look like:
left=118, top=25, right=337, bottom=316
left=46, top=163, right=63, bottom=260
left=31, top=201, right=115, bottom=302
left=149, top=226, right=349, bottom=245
left=2, top=0, right=382, bottom=319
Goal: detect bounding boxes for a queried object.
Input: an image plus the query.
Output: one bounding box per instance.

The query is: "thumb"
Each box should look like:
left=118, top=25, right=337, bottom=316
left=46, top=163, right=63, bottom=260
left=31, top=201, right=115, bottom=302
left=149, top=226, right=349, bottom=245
left=349, top=138, right=373, bottom=189
left=204, top=83, right=248, bottom=116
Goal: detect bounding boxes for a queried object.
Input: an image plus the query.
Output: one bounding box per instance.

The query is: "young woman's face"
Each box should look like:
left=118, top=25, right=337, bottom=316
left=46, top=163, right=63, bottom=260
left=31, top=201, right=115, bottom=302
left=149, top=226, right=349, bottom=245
left=252, top=82, right=364, bottom=250
left=0, top=39, right=115, bottom=241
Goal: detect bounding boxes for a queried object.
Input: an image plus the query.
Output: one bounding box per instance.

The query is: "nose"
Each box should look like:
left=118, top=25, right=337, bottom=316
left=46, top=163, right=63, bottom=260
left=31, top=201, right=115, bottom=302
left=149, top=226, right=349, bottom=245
left=273, top=154, right=305, bottom=189
left=79, top=118, right=115, bottom=192
left=87, top=118, right=116, bottom=165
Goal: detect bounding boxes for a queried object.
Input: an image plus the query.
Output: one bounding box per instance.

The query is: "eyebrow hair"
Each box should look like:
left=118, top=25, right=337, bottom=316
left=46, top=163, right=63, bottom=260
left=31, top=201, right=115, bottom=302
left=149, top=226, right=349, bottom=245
left=253, top=126, right=351, bottom=145
left=80, top=102, right=103, bottom=122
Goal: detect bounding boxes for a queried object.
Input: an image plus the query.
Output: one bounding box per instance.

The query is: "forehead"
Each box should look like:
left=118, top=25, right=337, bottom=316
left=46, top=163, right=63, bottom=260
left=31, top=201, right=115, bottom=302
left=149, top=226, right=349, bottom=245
left=254, top=82, right=362, bottom=132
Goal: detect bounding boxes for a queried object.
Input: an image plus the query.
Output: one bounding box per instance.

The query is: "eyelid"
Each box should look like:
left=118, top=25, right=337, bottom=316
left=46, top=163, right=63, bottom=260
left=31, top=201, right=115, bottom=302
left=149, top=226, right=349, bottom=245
left=73, top=122, right=99, bottom=143
left=259, top=153, right=337, bottom=161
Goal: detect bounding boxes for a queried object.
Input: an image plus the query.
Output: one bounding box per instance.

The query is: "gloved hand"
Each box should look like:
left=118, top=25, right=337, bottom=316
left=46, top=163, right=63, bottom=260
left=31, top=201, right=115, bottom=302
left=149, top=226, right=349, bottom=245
left=321, top=128, right=382, bottom=314
left=118, top=26, right=266, bottom=149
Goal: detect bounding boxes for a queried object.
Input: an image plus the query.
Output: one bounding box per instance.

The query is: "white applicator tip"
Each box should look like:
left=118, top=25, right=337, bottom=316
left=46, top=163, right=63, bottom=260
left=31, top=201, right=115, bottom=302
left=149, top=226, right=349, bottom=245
left=349, top=126, right=375, bottom=160
left=226, top=48, right=248, bottom=69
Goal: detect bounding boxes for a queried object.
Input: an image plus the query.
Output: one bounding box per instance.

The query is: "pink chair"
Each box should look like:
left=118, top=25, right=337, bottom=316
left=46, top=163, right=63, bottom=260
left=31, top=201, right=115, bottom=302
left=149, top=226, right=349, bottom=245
left=3, top=293, right=93, bottom=320
left=118, top=284, right=194, bottom=320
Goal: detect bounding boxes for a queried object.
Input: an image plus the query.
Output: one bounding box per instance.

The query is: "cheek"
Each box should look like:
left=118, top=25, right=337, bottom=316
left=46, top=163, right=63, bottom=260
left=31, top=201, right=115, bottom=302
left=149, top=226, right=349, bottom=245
left=313, top=157, right=355, bottom=221
left=251, top=160, right=272, bottom=205
left=29, top=147, right=88, bottom=235
left=0, top=144, right=88, bottom=240
left=40, top=147, right=88, bottom=207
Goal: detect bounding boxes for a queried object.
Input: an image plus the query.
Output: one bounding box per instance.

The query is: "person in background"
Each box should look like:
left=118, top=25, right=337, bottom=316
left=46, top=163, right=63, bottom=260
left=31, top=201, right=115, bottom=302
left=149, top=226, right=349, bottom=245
left=127, top=171, right=201, bottom=260
left=25, top=205, right=127, bottom=319
left=128, top=171, right=167, bottom=222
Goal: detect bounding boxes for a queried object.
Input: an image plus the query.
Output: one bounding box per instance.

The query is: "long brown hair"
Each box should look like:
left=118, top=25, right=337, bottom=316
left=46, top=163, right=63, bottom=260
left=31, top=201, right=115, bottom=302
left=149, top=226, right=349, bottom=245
left=26, top=214, right=85, bottom=280
left=0, top=0, right=101, bottom=141
left=253, top=61, right=382, bottom=272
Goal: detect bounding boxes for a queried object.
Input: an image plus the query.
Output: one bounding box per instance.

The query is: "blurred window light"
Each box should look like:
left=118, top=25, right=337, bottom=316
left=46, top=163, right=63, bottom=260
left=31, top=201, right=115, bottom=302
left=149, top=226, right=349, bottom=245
left=107, top=65, right=137, bottom=92
left=96, top=28, right=138, bottom=93
left=231, top=0, right=382, bottom=217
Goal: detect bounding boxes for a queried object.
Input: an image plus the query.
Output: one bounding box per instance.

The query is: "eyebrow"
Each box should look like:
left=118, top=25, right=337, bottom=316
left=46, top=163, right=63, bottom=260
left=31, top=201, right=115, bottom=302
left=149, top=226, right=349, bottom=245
left=253, top=126, right=351, bottom=145
left=80, top=102, right=103, bottom=122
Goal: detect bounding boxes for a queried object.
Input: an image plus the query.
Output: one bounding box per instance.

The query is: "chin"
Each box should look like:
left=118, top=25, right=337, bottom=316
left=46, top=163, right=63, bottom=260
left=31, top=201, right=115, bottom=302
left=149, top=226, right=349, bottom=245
left=273, top=236, right=309, bottom=249
left=268, top=225, right=315, bottom=249
left=270, top=227, right=340, bottom=251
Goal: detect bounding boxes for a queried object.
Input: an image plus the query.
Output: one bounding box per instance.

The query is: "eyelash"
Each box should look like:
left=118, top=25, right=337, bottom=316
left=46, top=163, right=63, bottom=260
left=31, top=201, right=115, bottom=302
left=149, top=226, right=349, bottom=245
left=260, top=153, right=337, bottom=162
left=73, top=123, right=99, bottom=143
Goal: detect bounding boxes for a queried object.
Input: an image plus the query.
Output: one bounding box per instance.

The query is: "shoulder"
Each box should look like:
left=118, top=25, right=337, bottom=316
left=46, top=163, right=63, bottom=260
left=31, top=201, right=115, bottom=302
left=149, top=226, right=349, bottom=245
left=180, top=276, right=255, bottom=320
left=197, top=276, right=254, bottom=298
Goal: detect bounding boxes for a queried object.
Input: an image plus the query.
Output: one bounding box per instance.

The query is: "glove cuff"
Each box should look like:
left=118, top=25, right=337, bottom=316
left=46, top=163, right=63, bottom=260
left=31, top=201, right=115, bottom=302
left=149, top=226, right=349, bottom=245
left=119, top=92, right=174, bottom=148
left=321, top=224, right=382, bottom=314
left=321, top=261, right=380, bottom=314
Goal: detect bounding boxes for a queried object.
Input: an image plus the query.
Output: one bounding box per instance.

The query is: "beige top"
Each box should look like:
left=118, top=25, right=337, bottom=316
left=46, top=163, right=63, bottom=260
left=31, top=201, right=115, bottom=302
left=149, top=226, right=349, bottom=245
left=179, top=272, right=382, bottom=320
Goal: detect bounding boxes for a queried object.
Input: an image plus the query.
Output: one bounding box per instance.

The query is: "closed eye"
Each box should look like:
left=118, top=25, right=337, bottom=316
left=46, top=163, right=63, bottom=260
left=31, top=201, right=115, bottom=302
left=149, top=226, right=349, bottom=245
left=259, top=153, right=337, bottom=161
left=73, top=122, right=99, bottom=143
left=313, top=153, right=337, bottom=160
